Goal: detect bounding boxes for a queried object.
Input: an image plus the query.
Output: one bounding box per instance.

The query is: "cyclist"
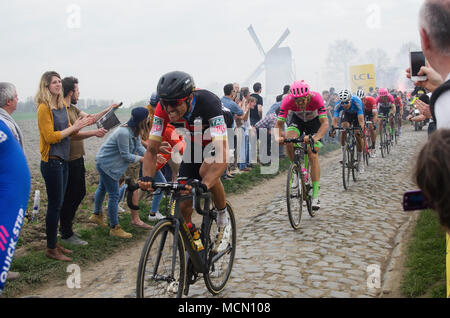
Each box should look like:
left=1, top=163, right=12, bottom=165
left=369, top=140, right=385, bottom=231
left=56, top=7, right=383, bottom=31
left=392, top=91, right=404, bottom=136
left=356, top=89, right=378, bottom=157
left=0, top=121, right=30, bottom=294
left=330, top=89, right=366, bottom=173
left=274, top=80, right=329, bottom=210
left=139, top=71, right=233, bottom=249
left=375, top=88, right=396, bottom=140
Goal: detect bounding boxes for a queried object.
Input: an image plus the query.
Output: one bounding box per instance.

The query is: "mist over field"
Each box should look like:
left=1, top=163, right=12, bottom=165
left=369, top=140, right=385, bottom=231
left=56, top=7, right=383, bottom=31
left=1, top=0, right=423, bottom=113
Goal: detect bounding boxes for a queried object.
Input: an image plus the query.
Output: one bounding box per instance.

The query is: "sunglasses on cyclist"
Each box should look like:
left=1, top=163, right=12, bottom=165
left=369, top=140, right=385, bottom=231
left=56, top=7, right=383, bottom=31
left=160, top=96, right=189, bottom=109
left=341, top=101, right=350, bottom=105
left=294, top=97, right=308, bottom=104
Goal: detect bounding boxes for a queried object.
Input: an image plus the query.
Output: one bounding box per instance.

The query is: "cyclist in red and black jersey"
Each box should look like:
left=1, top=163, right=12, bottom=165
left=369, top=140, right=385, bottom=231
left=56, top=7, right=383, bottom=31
left=356, top=89, right=378, bottom=156
left=139, top=71, right=233, bottom=246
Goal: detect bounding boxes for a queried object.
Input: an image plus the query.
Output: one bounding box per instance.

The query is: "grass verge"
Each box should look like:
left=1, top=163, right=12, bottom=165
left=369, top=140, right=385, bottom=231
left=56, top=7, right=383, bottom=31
left=3, top=143, right=340, bottom=297
left=401, top=209, right=447, bottom=298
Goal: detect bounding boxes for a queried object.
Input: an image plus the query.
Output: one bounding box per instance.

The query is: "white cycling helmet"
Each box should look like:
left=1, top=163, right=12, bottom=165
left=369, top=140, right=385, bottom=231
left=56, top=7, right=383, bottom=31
left=338, top=89, right=352, bottom=102
left=356, top=89, right=365, bottom=99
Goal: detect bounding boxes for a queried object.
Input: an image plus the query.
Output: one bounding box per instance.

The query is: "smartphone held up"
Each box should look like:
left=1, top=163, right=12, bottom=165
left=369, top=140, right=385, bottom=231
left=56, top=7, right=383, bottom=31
left=409, top=51, right=427, bottom=82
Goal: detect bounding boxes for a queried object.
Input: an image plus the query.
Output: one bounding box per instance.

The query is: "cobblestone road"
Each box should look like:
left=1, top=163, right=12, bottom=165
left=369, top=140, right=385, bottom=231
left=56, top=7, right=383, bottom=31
left=29, top=125, right=427, bottom=298
left=187, top=125, right=426, bottom=298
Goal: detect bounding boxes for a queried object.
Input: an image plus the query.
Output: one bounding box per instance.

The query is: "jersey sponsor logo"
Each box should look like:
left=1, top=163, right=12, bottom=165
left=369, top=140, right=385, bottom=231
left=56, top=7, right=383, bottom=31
left=150, top=116, right=164, bottom=137
left=209, top=116, right=227, bottom=137
left=0, top=209, right=25, bottom=288
left=0, top=131, right=7, bottom=144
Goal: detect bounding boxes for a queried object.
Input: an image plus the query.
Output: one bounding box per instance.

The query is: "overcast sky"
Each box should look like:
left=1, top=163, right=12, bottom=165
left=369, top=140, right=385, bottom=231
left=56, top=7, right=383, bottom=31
left=0, top=0, right=424, bottom=106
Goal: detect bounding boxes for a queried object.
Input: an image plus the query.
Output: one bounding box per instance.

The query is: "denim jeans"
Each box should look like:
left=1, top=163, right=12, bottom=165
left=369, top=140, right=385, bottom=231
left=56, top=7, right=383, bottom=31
left=94, top=163, right=120, bottom=228
left=150, top=170, right=167, bottom=213
left=41, top=159, right=69, bottom=249
left=239, top=131, right=250, bottom=170
left=60, top=157, right=86, bottom=239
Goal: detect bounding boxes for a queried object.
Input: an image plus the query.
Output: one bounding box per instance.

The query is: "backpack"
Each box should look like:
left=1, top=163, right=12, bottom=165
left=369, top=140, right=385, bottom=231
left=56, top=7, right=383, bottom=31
left=430, top=79, right=450, bottom=125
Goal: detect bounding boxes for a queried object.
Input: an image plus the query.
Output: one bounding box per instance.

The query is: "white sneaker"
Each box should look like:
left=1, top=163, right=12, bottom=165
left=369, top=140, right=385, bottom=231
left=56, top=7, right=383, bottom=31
left=118, top=204, right=125, bottom=213
left=312, top=197, right=321, bottom=210
left=216, top=209, right=229, bottom=228
left=148, top=212, right=165, bottom=221
left=359, top=164, right=365, bottom=174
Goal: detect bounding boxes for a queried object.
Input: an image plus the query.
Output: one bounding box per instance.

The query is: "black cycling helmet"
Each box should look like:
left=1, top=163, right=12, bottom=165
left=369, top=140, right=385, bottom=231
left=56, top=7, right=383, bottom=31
left=157, top=71, right=195, bottom=102
left=149, top=92, right=160, bottom=107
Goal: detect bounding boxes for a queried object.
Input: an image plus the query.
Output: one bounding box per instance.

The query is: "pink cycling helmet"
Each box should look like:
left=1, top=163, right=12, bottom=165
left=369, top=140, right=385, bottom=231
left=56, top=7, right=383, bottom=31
left=289, top=80, right=310, bottom=98
left=378, top=88, right=388, bottom=96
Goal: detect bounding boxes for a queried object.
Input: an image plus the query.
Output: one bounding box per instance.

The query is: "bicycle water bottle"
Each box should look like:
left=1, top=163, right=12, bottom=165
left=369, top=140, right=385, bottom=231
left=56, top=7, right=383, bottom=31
left=302, top=168, right=310, bottom=183
left=31, top=190, right=40, bottom=223
left=187, top=223, right=204, bottom=251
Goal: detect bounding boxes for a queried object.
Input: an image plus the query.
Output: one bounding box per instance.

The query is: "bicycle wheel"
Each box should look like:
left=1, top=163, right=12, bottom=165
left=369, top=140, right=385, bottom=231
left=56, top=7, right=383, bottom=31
left=303, top=166, right=315, bottom=217
left=342, top=147, right=350, bottom=190
left=351, top=143, right=358, bottom=182
left=286, top=164, right=303, bottom=229
left=379, top=126, right=385, bottom=158
left=385, top=129, right=391, bottom=154
left=363, top=132, right=370, bottom=167
left=136, top=220, right=186, bottom=298
left=204, top=202, right=237, bottom=295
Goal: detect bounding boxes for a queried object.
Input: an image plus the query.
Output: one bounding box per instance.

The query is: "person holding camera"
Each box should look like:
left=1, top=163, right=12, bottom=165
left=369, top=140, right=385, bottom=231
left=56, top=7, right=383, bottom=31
left=413, top=129, right=450, bottom=234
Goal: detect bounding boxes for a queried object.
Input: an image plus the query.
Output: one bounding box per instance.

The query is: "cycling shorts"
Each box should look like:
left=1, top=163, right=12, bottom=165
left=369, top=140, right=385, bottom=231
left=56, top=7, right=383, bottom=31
left=178, top=143, right=216, bottom=182
left=286, top=116, right=321, bottom=138
left=341, top=112, right=361, bottom=128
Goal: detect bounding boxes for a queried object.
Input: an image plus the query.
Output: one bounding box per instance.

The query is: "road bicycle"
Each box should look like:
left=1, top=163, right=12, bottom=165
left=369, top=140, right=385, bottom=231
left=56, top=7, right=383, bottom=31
left=362, top=120, right=373, bottom=167
left=378, top=114, right=393, bottom=158
left=284, top=135, right=317, bottom=230
left=127, top=180, right=236, bottom=298
left=331, top=127, right=361, bottom=190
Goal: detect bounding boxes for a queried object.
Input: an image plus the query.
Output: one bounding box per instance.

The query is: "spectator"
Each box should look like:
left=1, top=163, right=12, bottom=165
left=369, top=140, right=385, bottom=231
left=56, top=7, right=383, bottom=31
left=90, top=107, right=152, bottom=238
left=414, top=129, right=450, bottom=234
left=59, top=76, right=119, bottom=246
left=36, top=71, right=91, bottom=261
left=414, top=0, right=450, bottom=129
left=250, top=83, right=264, bottom=162
left=221, top=83, right=244, bottom=178
left=0, top=82, right=27, bottom=282
left=0, top=83, right=24, bottom=148
left=276, top=85, right=290, bottom=102
left=250, top=82, right=263, bottom=127
left=238, top=88, right=253, bottom=172
left=233, top=83, right=241, bottom=104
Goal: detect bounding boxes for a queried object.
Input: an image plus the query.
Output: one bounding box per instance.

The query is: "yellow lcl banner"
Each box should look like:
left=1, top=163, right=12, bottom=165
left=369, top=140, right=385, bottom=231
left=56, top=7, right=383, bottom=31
left=349, top=64, right=377, bottom=93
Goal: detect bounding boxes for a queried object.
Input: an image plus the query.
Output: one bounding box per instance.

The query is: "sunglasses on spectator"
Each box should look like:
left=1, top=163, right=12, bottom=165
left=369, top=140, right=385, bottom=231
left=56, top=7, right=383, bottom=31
left=160, top=96, right=189, bottom=109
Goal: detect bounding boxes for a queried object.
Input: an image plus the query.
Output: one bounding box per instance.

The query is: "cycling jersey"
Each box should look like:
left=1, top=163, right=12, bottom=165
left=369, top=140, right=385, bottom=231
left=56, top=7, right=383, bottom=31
left=376, top=94, right=395, bottom=112
left=333, top=96, right=364, bottom=118
left=0, top=121, right=30, bottom=293
left=150, top=89, right=233, bottom=147
left=394, top=96, right=403, bottom=113
left=278, top=92, right=327, bottom=123
left=362, top=96, right=377, bottom=113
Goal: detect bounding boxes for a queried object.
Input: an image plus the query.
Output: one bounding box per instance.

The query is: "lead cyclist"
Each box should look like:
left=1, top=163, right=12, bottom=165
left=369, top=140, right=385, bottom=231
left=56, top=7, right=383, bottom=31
left=274, top=80, right=329, bottom=210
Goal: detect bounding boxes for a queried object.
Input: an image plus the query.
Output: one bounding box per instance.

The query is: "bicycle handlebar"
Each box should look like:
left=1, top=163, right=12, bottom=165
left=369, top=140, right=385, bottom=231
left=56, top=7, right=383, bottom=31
left=125, top=178, right=209, bottom=216
left=284, top=134, right=317, bottom=154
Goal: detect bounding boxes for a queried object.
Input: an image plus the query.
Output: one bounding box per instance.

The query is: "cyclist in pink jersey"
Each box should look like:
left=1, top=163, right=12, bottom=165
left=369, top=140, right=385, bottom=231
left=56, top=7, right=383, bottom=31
left=274, top=80, right=329, bottom=210
left=375, top=88, right=396, bottom=139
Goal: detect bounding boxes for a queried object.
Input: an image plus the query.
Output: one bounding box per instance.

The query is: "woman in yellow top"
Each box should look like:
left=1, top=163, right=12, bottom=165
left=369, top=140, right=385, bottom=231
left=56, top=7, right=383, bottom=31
left=36, top=71, right=90, bottom=262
